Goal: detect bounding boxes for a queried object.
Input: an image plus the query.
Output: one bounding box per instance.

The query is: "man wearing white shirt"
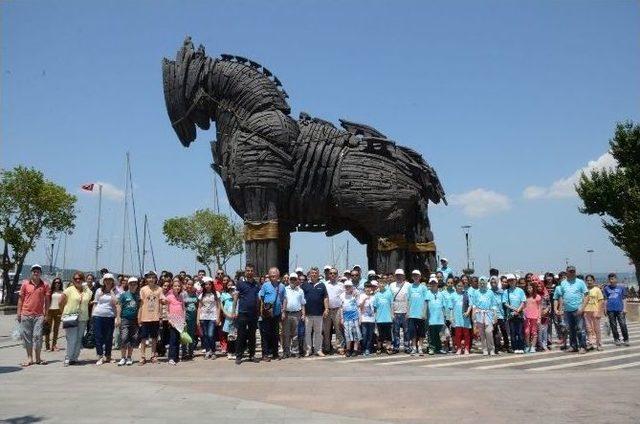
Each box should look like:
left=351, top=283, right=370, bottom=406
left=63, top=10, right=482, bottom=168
left=389, top=269, right=410, bottom=353
left=323, top=267, right=345, bottom=354
left=282, top=274, right=306, bottom=358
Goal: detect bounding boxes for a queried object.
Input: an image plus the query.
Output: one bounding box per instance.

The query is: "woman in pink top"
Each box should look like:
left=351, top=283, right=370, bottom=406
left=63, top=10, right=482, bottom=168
left=523, top=282, right=542, bottom=354
left=165, top=278, right=185, bottom=365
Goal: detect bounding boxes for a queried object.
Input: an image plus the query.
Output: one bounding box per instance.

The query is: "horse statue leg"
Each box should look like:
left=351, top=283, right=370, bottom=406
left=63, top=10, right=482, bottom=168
left=241, top=187, right=289, bottom=277
left=405, top=201, right=437, bottom=276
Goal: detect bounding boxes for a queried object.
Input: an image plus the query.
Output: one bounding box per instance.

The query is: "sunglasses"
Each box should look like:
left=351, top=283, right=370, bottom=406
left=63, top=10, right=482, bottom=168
left=329, top=272, right=337, bottom=275
left=73, top=277, right=83, bottom=281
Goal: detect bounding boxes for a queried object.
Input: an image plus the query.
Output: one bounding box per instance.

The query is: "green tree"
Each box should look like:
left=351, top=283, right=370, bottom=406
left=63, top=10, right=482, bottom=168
left=0, top=166, right=77, bottom=304
left=163, top=209, right=243, bottom=274
left=576, top=121, right=640, bottom=283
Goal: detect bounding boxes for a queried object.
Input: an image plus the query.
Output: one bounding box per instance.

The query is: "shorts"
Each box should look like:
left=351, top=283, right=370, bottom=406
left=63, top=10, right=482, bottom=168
left=343, top=320, right=362, bottom=342
left=376, top=323, right=392, bottom=342
left=120, top=318, right=139, bottom=347
left=407, top=318, right=426, bottom=340
left=21, top=315, right=44, bottom=350
left=139, top=321, right=160, bottom=340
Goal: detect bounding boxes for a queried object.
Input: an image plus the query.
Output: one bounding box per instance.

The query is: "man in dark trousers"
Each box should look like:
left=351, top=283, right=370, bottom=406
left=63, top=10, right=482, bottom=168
left=233, top=264, right=261, bottom=364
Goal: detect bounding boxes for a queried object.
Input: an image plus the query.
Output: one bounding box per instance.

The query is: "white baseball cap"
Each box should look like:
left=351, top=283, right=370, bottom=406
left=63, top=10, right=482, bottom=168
left=127, top=277, right=138, bottom=284
left=30, top=264, right=42, bottom=271
left=295, top=267, right=304, bottom=273
left=428, top=277, right=438, bottom=284
left=352, top=264, right=362, bottom=270
left=344, top=280, right=354, bottom=287
left=412, top=270, right=422, bottom=276
left=202, top=276, right=214, bottom=283
left=102, top=273, right=115, bottom=281
left=395, top=268, right=405, bottom=275
left=323, top=265, right=332, bottom=271
left=367, top=270, right=376, bottom=276
left=505, top=273, right=516, bottom=280
left=440, top=257, right=448, bottom=262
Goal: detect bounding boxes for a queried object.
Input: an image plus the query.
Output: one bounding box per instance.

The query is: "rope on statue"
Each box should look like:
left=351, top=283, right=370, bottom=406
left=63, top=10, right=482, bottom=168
left=244, top=220, right=279, bottom=241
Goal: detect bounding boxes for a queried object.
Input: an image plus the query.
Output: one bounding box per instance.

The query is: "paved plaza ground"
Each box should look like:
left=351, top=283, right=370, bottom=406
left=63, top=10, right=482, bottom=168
left=1, top=315, right=639, bottom=424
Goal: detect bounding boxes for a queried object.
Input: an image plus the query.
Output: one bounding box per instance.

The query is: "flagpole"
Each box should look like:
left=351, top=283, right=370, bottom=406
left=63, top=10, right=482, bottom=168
left=95, top=184, right=103, bottom=276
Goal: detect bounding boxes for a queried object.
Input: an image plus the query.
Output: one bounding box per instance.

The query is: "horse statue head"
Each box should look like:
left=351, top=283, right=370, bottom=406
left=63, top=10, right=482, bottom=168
left=162, top=37, right=216, bottom=147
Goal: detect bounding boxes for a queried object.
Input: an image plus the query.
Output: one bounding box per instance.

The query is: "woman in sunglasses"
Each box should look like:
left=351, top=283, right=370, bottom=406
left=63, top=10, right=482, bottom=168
left=58, top=272, right=92, bottom=366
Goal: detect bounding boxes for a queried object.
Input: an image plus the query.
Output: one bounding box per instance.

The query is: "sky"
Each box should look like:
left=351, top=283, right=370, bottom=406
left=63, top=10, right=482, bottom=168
left=2, top=1, right=639, bottom=278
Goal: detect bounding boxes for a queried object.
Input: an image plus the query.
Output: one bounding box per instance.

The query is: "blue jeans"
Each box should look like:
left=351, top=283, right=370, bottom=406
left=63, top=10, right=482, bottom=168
left=508, top=316, right=525, bottom=351
left=392, top=313, right=409, bottom=351
left=168, top=327, right=181, bottom=362
left=200, top=320, right=217, bottom=352
left=93, top=316, right=115, bottom=358
left=564, top=310, right=587, bottom=350
left=607, top=311, right=629, bottom=342
left=361, top=322, right=375, bottom=352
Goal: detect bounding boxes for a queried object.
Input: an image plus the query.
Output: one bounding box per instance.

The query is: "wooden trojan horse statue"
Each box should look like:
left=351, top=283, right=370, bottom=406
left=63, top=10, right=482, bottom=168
left=162, top=37, right=447, bottom=276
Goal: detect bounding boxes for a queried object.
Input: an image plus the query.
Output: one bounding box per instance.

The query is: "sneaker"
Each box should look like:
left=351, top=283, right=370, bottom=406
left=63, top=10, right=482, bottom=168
left=235, top=358, right=242, bottom=365
left=96, top=357, right=105, bottom=366
left=317, top=351, right=325, bottom=357
left=428, top=349, right=435, bottom=356
left=439, top=350, right=448, bottom=355
left=64, top=359, right=70, bottom=367
left=579, top=348, right=587, bottom=354
left=465, top=349, right=471, bottom=355
left=623, top=341, right=630, bottom=347
left=304, top=352, right=312, bottom=357
left=455, top=349, right=461, bottom=355
left=118, top=358, right=126, bottom=366
left=615, top=340, right=622, bottom=346
left=514, top=350, right=524, bottom=354
left=126, top=358, right=133, bottom=366
left=482, top=349, right=489, bottom=356
left=410, top=348, right=417, bottom=356
left=364, top=350, right=370, bottom=357
left=168, top=359, right=177, bottom=365
left=489, top=351, right=497, bottom=356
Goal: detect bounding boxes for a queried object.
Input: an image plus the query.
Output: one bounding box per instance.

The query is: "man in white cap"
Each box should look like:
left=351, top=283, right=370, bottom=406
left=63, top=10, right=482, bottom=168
left=504, top=273, right=526, bottom=354
left=322, top=265, right=331, bottom=281
left=389, top=268, right=410, bottom=353
left=323, top=267, right=345, bottom=354
left=437, top=258, right=454, bottom=282
left=17, top=264, right=51, bottom=366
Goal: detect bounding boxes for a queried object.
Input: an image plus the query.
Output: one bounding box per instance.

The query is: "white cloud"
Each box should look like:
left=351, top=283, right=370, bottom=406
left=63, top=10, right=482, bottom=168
left=78, top=181, right=125, bottom=202
left=523, top=152, right=616, bottom=200
left=449, top=188, right=511, bottom=218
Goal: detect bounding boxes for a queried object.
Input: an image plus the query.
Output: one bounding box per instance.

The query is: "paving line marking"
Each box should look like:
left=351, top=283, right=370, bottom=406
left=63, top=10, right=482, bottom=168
left=422, top=350, right=558, bottom=368
left=530, top=351, right=640, bottom=372
left=596, top=360, right=640, bottom=371
left=477, top=345, right=640, bottom=370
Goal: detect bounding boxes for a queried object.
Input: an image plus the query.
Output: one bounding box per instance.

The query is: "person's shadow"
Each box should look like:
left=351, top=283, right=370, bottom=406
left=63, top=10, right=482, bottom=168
left=0, top=366, right=22, bottom=375
left=1, top=416, right=45, bottom=424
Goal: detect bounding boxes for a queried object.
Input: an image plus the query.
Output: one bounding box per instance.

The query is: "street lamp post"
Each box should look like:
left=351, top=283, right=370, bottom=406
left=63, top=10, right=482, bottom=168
left=587, top=249, right=594, bottom=273
left=461, top=225, right=474, bottom=275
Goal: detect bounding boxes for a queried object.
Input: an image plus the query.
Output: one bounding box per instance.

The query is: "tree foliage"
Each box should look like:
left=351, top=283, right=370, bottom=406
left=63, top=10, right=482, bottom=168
left=163, top=209, right=243, bottom=274
left=0, top=166, right=77, bottom=304
left=576, top=121, right=640, bottom=282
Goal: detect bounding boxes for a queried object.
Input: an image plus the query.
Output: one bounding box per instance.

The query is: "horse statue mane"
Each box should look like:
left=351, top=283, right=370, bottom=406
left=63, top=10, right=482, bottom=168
left=163, top=36, right=446, bottom=276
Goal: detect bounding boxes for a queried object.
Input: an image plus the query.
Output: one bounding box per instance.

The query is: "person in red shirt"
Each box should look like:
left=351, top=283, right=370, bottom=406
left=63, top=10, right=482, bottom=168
left=17, top=264, right=51, bottom=366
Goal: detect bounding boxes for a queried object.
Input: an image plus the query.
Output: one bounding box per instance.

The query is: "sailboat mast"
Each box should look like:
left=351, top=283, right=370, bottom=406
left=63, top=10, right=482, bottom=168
left=127, top=152, right=143, bottom=276
left=141, top=214, right=148, bottom=274
left=121, top=154, right=130, bottom=274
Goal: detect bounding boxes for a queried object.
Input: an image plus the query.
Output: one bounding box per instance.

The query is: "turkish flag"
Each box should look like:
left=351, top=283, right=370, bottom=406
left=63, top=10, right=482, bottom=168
left=81, top=183, right=95, bottom=192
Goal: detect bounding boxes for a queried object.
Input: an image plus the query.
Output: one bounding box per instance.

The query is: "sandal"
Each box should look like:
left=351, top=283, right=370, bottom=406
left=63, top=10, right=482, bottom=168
left=150, top=356, right=158, bottom=364
left=35, top=359, right=48, bottom=365
left=139, top=357, right=147, bottom=366
left=21, top=361, right=33, bottom=367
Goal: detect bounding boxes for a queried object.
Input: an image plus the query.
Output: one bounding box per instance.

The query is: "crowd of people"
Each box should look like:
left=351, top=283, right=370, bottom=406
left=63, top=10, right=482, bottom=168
left=15, top=258, right=633, bottom=367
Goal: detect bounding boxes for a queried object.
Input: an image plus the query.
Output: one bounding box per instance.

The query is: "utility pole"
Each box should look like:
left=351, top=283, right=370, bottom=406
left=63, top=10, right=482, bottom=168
left=95, top=184, right=103, bottom=277
left=587, top=249, right=594, bottom=273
